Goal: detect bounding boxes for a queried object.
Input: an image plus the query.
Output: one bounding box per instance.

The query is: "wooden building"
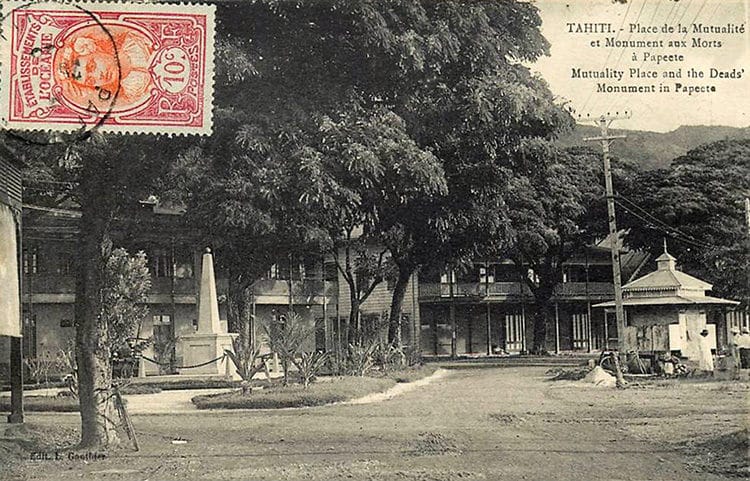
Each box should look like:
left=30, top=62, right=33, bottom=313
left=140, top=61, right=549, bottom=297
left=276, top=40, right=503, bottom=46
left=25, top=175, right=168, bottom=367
left=594, top=249, right=739, bottom=361
left=418, top=242, right=649, bottom=356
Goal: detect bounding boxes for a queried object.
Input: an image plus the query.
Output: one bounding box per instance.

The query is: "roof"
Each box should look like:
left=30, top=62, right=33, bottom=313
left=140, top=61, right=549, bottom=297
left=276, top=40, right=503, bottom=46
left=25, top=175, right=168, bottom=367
left=654, top=251, right=676, bottom=263
left=593, top=248, right=739, bottom=309
left=593, top=295, right=740, bottom=308
left=623, top=269, right=713, bottom=291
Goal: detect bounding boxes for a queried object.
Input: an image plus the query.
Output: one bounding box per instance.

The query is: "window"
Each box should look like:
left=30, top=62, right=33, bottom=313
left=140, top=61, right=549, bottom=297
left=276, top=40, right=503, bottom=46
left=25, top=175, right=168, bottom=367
left=478, top=265, right=494, bottom=284
left=22, top=313, right=36, bottom=358
left=153, top=315, right=172, bottom=325
left=23, top=247, right=38, bottom=275
left=269, top=258, right=303, bottom=280
left=151, top=249, right=171, bottom=278
left=314, top=317, right=326, bottom=352
left=494, top=264, right=519, bottom=282
left=57, top=252, right=74, bottom=276
left=454, top=268, right=475, bottom=283
left=563, top=266, right=587, bottom=283
left=440, top=271, right=456, bottom=284
left=174, top=247, right=194, bottom=279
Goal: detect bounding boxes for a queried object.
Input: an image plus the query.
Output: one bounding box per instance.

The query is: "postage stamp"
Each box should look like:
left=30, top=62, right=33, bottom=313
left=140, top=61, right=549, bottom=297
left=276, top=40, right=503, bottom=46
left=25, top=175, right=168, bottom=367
left=0, top=1, right=215, bottom=135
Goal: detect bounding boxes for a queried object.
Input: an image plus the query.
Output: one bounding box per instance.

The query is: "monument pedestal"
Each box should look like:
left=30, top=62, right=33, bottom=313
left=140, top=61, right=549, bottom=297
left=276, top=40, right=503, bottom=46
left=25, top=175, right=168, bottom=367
left=179, top=247, right=240, bottom=380
left=179, top=332, right=239, bottom=378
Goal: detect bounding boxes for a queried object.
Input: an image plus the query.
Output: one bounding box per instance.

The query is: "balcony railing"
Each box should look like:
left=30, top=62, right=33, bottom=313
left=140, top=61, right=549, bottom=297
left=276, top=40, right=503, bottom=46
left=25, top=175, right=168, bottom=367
left=149, top=277, right=196, bottom=295
left=24, top=274, right=76, bottom=293
left=214, top=278, right=334, bottom=299
left=419, top=281, right=614, bottom=301
left=23, top=275, right=333, bottom=300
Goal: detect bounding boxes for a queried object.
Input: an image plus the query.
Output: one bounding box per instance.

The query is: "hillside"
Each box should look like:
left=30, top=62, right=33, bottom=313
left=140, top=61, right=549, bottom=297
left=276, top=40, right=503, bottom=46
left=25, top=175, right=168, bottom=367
left=558, top=125, right=750, bottom=170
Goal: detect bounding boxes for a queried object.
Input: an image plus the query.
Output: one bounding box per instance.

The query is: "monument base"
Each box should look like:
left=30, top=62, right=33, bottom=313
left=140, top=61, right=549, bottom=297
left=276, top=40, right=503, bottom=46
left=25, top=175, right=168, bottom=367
left=179, top=332, right=240, bottom=379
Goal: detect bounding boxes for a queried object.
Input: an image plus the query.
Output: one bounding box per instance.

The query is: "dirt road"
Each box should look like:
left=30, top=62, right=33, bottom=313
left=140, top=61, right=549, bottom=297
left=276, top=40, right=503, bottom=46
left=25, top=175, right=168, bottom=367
left=4, top=367, right=746, bottom=481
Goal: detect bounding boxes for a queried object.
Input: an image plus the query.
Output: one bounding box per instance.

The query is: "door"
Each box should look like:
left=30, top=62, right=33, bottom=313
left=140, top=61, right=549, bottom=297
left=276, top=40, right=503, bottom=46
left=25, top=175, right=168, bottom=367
left=505, top=312, right=524, bottom=352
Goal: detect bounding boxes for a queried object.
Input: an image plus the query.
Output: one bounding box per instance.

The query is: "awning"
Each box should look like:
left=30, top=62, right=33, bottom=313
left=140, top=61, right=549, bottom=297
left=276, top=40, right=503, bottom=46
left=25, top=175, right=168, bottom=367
left=593, top=295, right=740, bottom=308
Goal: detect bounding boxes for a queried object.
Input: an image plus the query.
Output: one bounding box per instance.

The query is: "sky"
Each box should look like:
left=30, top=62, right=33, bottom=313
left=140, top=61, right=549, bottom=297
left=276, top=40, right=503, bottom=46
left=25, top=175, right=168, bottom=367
left=531, top=0, right=749, bottom=132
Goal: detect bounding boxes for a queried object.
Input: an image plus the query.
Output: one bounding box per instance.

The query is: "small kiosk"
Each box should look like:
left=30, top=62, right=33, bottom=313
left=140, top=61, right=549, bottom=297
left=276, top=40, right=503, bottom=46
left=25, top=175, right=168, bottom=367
left=594, top=249, right=739, bottom=365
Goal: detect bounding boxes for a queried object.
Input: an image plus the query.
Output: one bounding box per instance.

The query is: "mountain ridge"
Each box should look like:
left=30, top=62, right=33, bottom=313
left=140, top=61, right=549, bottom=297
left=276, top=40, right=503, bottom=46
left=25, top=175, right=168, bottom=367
left=558, top=124, right=750, bottom=170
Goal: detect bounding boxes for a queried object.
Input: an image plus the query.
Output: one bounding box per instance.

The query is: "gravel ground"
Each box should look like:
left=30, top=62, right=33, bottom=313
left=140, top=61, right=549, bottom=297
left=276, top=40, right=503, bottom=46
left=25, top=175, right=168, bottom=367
left=1, top=366, right=746, bottom=481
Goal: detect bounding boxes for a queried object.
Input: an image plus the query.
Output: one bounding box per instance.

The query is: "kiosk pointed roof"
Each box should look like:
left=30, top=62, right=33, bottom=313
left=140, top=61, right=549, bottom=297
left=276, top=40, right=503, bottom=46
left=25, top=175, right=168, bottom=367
left=624, top=249, right=712, bottom=291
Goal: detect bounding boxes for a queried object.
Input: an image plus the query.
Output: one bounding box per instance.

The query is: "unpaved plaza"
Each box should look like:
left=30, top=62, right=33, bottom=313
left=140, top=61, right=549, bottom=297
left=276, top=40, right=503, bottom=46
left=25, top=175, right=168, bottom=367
left=4, top=366, right=748, bottom=481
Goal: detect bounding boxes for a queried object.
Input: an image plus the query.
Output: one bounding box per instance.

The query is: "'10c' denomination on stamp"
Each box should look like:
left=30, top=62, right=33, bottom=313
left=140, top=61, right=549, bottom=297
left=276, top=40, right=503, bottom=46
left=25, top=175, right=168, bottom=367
left=0, top=1, right=215, bottom=135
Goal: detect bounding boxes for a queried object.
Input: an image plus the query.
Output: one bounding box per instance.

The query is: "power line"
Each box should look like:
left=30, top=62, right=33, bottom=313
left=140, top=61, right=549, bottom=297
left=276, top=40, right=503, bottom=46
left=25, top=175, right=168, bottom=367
left=614, top=194, right=713, bottom=248
left=616, top=203, right=713, bottom=251
left=682, top=0, right=710, bottom=39
left=579, top=0, right=635, bottom=114
left=614, top=200, right=714, bottom=250
left=591, top=1, right=649, bottom=117
left=675, top=0, right=698, bottom=28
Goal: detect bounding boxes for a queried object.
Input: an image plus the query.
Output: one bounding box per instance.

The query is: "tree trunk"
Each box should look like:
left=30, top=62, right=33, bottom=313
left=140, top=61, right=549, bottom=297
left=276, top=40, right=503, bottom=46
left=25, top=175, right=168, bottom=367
left=75, top=209, right=119, bottom=449
left=228, top=277, right=254, bottom=380
left=530, top=286, right=554, bottom=355
left=348, top=293, right=360, bottom=347
left=387, top=268, right=412, bottom=346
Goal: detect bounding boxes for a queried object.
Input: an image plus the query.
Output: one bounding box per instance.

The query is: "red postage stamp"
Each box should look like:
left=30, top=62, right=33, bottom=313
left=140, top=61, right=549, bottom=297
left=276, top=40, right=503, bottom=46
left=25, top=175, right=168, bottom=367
left=0, top=1, right=215, bottom=135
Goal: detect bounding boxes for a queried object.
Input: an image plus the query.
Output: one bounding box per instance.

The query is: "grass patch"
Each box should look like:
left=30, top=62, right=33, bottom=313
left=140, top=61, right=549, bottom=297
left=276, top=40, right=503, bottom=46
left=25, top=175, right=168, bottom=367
left=192, top=376, right=396, bottom=409
left=0, top=396, right=79, bottom=413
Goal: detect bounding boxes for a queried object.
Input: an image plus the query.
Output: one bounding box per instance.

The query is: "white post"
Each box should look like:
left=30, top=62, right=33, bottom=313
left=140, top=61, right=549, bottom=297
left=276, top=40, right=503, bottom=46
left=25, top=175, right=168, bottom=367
left=197, top=247, right=221, bottom=334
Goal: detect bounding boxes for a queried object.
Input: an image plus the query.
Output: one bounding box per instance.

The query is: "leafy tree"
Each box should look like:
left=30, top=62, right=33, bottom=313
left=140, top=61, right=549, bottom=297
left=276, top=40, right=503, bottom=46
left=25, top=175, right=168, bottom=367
left=621, top=139, right=750, bottom=303
left=8, top=131, right=170, bottom=448
left=360, top=1, right=573, bottom=346
left=285, top=105, right=446, bottom=345
left=102, top=247, right=151, bottom=356
left=504, top=143, right=606, bottom=353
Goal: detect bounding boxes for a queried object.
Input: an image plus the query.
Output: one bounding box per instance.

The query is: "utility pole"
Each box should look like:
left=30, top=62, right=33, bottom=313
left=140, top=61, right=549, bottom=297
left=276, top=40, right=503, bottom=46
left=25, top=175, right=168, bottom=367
left=485, top=261, right=491, bottom=356
left=583, top=113, right=629, bottom=373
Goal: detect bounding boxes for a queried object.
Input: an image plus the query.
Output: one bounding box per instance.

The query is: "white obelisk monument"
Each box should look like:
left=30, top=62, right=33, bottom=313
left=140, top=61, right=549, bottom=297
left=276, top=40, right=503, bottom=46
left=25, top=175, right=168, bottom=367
left=179, top=248, right=238, bottom=377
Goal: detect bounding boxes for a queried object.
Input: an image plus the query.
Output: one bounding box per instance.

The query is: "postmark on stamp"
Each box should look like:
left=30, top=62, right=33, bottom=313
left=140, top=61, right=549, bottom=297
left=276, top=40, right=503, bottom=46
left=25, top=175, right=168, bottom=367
left=0, top=1, right=215, bottom=135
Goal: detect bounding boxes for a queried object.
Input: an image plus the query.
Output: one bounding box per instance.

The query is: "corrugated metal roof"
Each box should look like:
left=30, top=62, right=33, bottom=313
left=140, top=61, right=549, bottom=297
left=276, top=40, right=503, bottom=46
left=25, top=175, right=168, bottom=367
left=623, top=269, right=712, bottom=291
left=593, top=295, right=739, bottom=308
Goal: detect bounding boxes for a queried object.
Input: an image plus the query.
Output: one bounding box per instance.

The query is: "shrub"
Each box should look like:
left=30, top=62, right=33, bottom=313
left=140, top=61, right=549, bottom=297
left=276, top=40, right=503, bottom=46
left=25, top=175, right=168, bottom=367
left=54, top=341, right=78, bottom=398
left=373, top=344, right=405, bottom=372
left=347, top=342, right=377, bottom=376
left=262, top=312, right=320, bottom=385
left=294, top=351, right=329, bottom=387
left=24, top=355, right=56, bottom=386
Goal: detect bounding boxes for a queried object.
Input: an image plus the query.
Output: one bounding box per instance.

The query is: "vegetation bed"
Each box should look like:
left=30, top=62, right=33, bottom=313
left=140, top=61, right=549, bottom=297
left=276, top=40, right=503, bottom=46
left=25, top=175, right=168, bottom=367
left=381, top=364, right=438, bottom=383
left=131, top=378, right=242, bottom=391
left=192, top=376, right=396, bottom=409
left=0, top=396, right=79, bottom=413
left=119, top=384, right=162, bottom=395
